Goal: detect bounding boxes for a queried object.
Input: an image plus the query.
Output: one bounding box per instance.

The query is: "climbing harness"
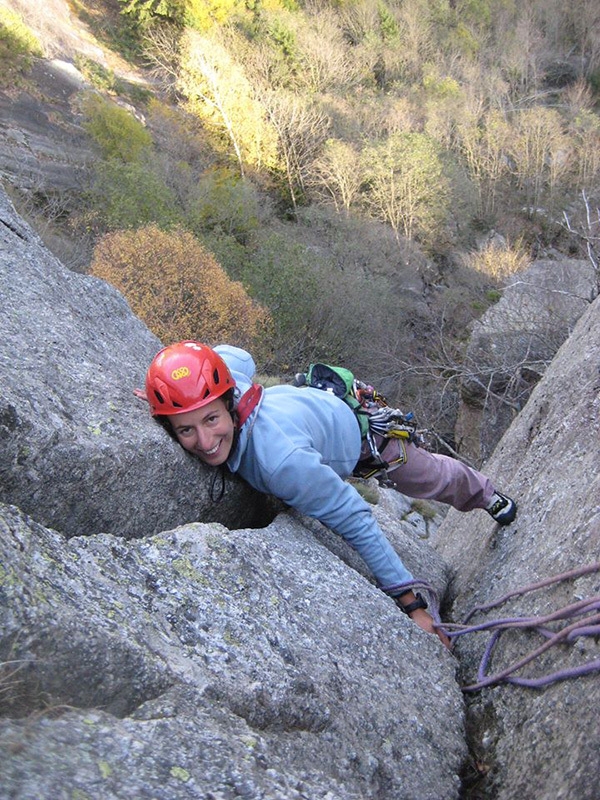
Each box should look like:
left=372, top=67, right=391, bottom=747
left=385, top=563, right=600, bottom=691
left=353, top=381, right=431, bottom=481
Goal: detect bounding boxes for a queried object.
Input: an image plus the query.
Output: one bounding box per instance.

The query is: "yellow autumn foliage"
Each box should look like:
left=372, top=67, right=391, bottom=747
left=91, top=225, right=271, bottom=351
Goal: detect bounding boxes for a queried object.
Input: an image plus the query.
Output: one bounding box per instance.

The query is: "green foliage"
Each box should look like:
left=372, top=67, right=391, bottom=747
left=267, top=17, right=298, bottom=63
left=90, top=159, right=182, bottom=230
left=82, top=94, right=153, bottom=162
left=362, top=132, right=451, bottom=247
left=239, top=232, right=323, bottom=368
left=448, top=21, right=481, bottom=60
left=186, top=168, right=262, bottom=243
left=422, top=63, right=461, bottom=99
left=0, top=6, right=42, bottom=79
left=455, top=0, right=493, bottom=31
left=378, top=2, right=399, bottom=41
left=119, top=0, right=246, bottom=31
left=75, top=55, right=119, bottom=92
left=486, top=288, right=502, bottom=303
left=119, top=0, right=183, bottom=25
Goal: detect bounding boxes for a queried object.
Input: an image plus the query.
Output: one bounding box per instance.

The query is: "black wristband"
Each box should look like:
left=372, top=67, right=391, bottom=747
left=397, top=592, right=428, bottom=615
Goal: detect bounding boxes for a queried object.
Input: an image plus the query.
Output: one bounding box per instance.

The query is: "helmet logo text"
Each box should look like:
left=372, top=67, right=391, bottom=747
left=171, top=366, right=191, bottom=380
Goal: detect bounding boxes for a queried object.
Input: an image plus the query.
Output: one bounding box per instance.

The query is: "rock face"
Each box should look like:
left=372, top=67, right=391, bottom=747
left=0, top=188, right=259, bottom=538
left=1, top=142, right=600, bottom=798
left=0, top=58, right=91, bottom=195
left=0, top=503, right=465, bottom=800
left=435, top=295, right=600, bottom=799
left=456, top=258, right=596, bottom=464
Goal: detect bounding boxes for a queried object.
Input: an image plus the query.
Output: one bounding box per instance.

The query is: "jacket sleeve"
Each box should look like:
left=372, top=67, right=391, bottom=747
left=264, top=446, right=414, bottom=591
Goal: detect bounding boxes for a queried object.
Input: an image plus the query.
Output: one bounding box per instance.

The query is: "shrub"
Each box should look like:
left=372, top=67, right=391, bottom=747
left=464, top=239, right=530, bottom=281
left=90, top=225, right=271, bottom=351
left=0, top=7, right=42, bottom=79
left=185, top=168, right=262, bottom=244
left=82, top=93, right=153, bottom=162
left=90, top=158, right=182, bottom=230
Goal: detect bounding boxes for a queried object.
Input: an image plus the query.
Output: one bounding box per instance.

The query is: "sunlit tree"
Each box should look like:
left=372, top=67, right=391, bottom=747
left=508, top=107, right=570, bottom=212
left=362, top=132, right=451, bottom=245
left=178, top=30, right=278, bottom=175
left=309, top=138, right=364, bottom=213
left=456, top=107, right=512, bottom=219
left=260, top=89, right=330, bottom=208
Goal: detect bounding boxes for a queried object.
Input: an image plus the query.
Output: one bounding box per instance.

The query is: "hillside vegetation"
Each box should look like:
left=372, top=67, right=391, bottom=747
left=2, top=0, right=599, bottom=433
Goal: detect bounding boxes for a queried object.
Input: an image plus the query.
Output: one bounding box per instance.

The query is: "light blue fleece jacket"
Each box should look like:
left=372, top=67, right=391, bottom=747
left=215, top=345, right=413, bottom=592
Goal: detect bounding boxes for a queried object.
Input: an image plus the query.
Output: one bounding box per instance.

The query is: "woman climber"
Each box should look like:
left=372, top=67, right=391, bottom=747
left=137, top=341, right=517, bottom=650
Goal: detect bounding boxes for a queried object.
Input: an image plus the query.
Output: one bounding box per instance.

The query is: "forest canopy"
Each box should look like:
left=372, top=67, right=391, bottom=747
left=6, top=0, right=599, bottom=436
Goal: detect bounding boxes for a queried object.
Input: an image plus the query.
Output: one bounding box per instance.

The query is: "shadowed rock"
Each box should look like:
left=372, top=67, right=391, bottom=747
left=435, top=295, right=600, bottom=799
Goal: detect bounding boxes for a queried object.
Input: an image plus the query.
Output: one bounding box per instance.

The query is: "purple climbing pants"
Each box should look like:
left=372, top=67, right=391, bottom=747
left=358, top=437, right=495, bottom=512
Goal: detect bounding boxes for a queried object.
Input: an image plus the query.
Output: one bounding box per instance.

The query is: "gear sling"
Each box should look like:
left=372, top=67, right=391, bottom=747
left=292, top=363, right=420, bottom=480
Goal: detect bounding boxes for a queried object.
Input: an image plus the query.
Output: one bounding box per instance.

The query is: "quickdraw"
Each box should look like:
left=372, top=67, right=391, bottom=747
left=352, top=380, right=427, bottom=479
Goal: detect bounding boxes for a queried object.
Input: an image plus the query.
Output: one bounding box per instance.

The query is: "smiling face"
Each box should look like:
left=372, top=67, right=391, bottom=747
left=167, top=397, right=235, bottom=466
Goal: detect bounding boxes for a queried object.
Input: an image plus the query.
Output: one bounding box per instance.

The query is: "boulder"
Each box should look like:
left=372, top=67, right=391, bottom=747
left=0, top=502, right=465, bottom=800
left=0, top=187, right=260, bottom=538
left=434, top=295, right=600, bottom=799
left=456, top=258, right=595, bottom=463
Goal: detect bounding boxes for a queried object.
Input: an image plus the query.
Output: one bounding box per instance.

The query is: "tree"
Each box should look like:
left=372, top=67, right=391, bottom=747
left=82, top=93, right=153, bottom=163
left=90, top=225, right=271, bottom=350
left=260, top=89, right=330, bottom=209
left=308, top=138, right=364, bottom=213
left=90, top=159, right=182, bottom=231
left=119, top=0, right=242, bottom=30
left=361, top=132, right=451, bottom=246
left=178, top=30, right=278, bottom=175
left=507, top=106, right=569, bottom=213
left=185, top=167, right=263, bottom=243
left=566, top=92, right=600, bottom=192
left=456, top=107, right=512, bottom=219
left=562, top=190, right=600, bottom=301
left=293, top=9, right=359, bottom=94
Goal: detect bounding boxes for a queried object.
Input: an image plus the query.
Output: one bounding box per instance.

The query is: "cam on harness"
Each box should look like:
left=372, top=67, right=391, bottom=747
left=292, top=362, right=424, bottom=481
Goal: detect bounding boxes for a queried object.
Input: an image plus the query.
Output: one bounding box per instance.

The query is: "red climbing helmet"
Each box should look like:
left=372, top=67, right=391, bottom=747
left=145, top=341, right=234, bottom=416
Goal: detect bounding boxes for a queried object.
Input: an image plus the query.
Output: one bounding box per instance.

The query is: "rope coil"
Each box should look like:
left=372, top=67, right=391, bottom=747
left=383, top=562, right=600, bottom=691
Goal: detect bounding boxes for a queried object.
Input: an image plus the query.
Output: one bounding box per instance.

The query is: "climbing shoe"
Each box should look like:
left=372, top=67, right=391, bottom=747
left=486, top=492, right=517, bottom=525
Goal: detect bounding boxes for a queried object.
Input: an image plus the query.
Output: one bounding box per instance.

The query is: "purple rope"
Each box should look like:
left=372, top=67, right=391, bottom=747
left=461, top=561, right=600, bottom=624
left=447, top=597, right=600, bottom=639
left=502, top=659, right=600, bottom=688
left=462, top=611, right=600, bottom=691
left=384, top=566, right=600, bottom=691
